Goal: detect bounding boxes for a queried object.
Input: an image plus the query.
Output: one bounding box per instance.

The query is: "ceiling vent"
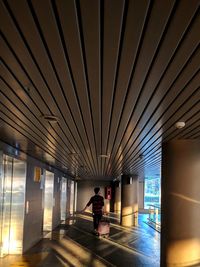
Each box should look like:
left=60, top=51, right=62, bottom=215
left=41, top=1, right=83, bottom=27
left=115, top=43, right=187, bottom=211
left=42, top=115, right=59, bottom=123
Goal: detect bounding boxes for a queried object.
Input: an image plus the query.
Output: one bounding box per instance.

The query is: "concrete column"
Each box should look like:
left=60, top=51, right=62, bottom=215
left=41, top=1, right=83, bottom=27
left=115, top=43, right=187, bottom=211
left=161, top=140, right=200, bottom=267
left=121, top=175, right=138, bottom=226
left=114, top=181, right=121, bottom=214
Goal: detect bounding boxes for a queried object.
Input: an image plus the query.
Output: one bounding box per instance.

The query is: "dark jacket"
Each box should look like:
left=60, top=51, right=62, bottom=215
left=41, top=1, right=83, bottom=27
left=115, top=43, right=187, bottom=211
left=87, top=194, right=104, bottom=214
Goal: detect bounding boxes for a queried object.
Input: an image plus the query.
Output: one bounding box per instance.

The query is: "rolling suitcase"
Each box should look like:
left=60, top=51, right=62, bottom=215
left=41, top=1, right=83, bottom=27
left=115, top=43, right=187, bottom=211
left=98, top=218, right=110, bottom=238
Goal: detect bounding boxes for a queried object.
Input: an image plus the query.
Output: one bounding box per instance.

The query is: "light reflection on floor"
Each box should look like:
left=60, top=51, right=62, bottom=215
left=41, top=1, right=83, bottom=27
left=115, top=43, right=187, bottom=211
left=0, top=213, right=160, bottom=267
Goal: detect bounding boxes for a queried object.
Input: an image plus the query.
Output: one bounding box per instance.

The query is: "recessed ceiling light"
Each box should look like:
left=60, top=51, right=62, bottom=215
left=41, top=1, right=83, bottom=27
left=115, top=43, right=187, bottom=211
left=99, top=154, right=110, bottom=158
left=175, top=121, right=185, bottom=129
left=42, top=115, right=59, bottom=123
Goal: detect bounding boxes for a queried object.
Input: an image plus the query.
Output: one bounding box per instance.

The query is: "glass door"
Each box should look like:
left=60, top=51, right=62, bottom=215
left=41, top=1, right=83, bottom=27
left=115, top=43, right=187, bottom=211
left=60, top=178, right=67, bottom=221
left=43, top=171, right=54, bottom=231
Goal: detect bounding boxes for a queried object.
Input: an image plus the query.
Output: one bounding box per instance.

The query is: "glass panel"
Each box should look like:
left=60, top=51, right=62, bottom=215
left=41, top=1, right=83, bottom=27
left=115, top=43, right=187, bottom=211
left=74, top=181, right=77, bottom=213
left=43, top=171, right=54, bottom=231
left=9, top=158, right=26, bottom=254
left=0, top=155, right=26, bottom=257
left=144, top=176, right=161, bottom=209
left=69, top=180, right=74, bottom=215
left=60, top=178, right=67, bottom=221
left=0, top=155, right=12, bottom=257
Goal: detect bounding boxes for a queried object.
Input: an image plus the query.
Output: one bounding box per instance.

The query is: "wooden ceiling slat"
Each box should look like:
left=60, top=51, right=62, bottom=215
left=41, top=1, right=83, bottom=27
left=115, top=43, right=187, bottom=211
left=0, top=0, right=199, bottom=179
left=0, top=99, right=82, bottom=171
left=105, top=9, right=200, bottom=176
left=106, top=47, right=200, bottom=176
left=110, top=89, right=200, bottom=176
left=105, top=0, right=149, bottom=164
left=29, top=0, right=97, bottom=174
left=0, top=86, right=85, bottom=173
left=1, top=0, right=95, bottom=175
left=105, top=0, right=176, bottom=165
left=0, top=78, right=94, bottom=175
left=55, top=0, right=99, bottom=175
left=77, top=0, right=101, bottom=160
left=100, top=0, right=125, bottom=158
left=114, top=1, right=200, bottom=152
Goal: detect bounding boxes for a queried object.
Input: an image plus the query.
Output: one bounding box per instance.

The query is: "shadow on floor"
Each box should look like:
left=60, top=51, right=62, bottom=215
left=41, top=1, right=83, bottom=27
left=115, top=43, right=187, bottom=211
left=0, top=213, right=160, bottom=267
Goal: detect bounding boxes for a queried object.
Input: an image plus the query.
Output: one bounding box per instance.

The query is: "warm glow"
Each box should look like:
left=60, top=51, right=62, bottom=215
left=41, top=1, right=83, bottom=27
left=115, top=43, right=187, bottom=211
left=167, top=238, right=200, bottom=266
left=170, top=192, right=200, bottom=205
left=121, top=205, right=138, bottom=227
left=114, top=201, right=121, bottom=213
left=105, top=199, right=110, bottom=213
left=51, top=236, right=108, bottom=267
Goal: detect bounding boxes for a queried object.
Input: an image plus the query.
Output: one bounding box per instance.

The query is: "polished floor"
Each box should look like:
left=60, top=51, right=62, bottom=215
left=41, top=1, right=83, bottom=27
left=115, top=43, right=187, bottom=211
left=0, top=213, right=160, bottom=267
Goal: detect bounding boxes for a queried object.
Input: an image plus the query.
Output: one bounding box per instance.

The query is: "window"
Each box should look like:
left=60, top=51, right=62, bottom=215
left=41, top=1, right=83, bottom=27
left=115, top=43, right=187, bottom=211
left=144, top=176, right=161, bottom=209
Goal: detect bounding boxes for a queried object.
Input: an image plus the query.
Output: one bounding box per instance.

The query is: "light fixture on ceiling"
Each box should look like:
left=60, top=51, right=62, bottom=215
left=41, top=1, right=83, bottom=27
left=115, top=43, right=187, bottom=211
left=175, top=121, right=185, bottom=129
left=139, top=154, right=143, bottom=160
left=42, top=115, right=59, bottom=123
left=99, top=154, right=110, bottom=158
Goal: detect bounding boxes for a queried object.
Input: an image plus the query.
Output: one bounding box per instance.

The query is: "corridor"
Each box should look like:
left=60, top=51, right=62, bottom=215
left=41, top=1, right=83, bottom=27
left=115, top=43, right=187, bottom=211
left=0, top=214, right=160, bottom=267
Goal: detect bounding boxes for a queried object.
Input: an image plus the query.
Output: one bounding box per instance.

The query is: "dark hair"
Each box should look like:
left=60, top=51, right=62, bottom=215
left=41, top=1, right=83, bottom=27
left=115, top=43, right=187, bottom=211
left=94, top=187, right=100, bottom=194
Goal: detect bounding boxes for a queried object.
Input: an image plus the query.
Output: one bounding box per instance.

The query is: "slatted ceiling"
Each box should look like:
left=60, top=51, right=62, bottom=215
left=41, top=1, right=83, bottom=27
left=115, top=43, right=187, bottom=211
left=55, top=0, right=99, bottom=175
left=104, top=8, right=198, bottom=178
left=114, top=75, right=198, bottom=173
left=2, top=1, right=96, bottom=175
left=0, top=0, right=200, bottom=180
left=110, top=89, right=200, bottom=176
left=104, top=2, right=185, bottom=176
left=0, top=110, right=70, bottom=169
left=183, top=124, right=200, bottom=139
left=78, top=0, right=101, bottom=163
left=76, top=0, right=101, bottom=174
left=105, top=0, right=149, bottom=162
left=178, top=119, right=200, bottom=139
left=192, top=132, right=200, bottom=139
left=57, top=0, right=99, bottom=175
left=0, top=85, right=90, bottom=176
left=101, top=0, right=124, bottom=156
left=1, top=79, right=71, bottom=159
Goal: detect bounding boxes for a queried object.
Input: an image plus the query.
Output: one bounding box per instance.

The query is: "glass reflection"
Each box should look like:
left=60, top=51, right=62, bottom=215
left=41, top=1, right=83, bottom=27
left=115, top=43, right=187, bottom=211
left=69, top=180, right=74, bottom=215
left=43, top=171, right=54, bottom=231
left=60, top=178, right=67, bottom=221
left=0, top=155, right=26, bottom=257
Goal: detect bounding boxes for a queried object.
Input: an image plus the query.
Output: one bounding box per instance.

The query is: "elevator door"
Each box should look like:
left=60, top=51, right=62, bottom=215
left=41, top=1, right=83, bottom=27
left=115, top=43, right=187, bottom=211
left=43, top=171, right=54, bottom=231
left=0, top=154, right=26, bottom=257
left=60, top=178, right=67, bottom=221
left=69, top=180, right=74, bottom=215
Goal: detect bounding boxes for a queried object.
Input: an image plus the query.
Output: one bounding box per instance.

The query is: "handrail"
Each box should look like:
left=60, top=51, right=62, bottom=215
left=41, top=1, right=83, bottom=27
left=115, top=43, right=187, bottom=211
left=148, top=204, right=161, bottom=209
left=121, top=210, right=138, bottom=217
